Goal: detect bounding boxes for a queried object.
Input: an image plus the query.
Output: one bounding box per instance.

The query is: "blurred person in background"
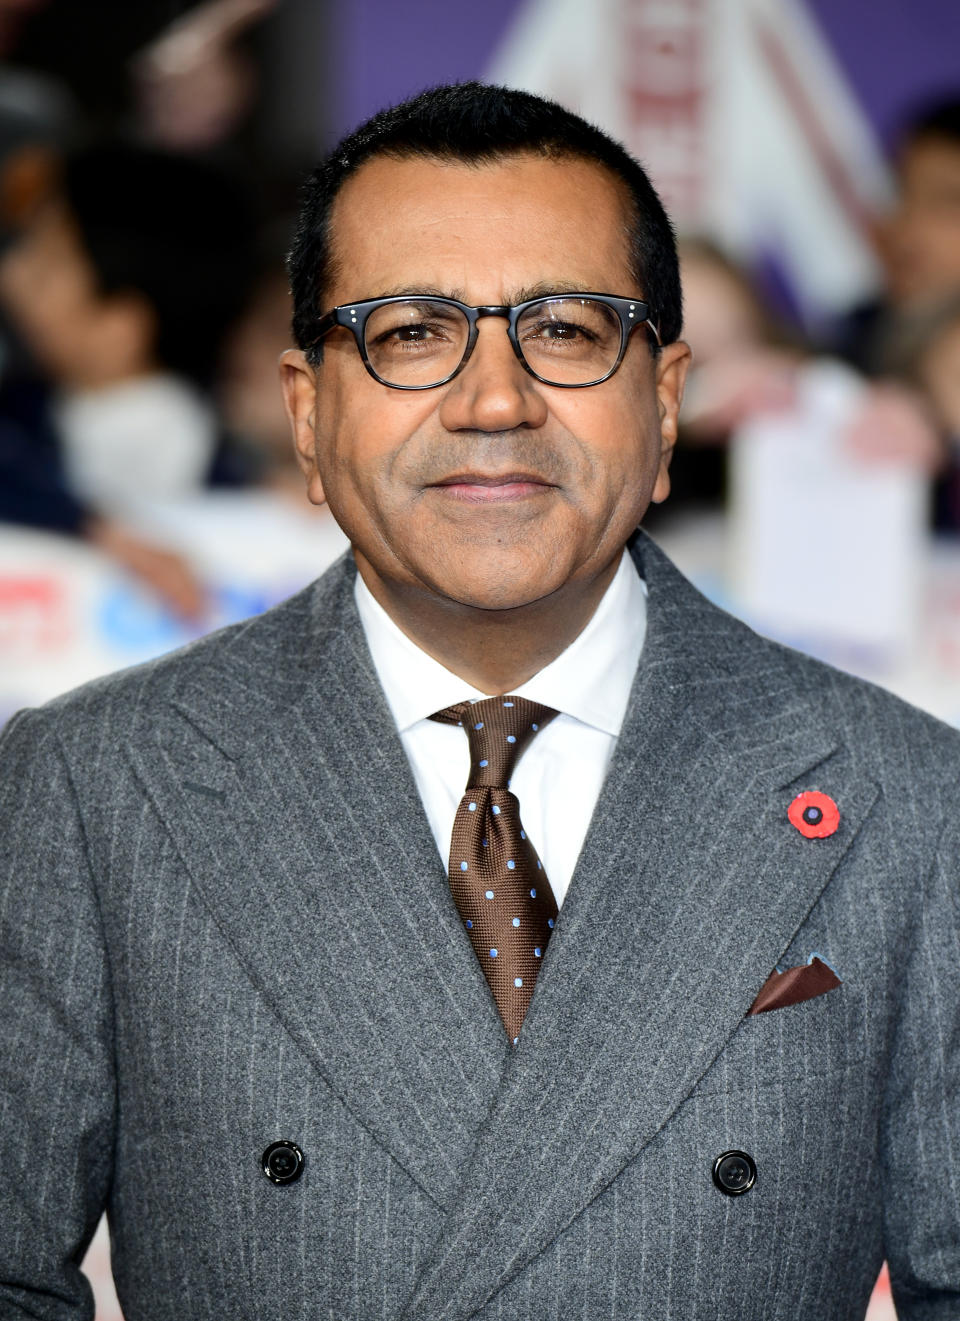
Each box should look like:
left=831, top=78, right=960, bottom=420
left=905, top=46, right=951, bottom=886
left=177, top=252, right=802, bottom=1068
left=216, top=248, right=316, bottom=505
left=645, top=237, right=801, bottom=524
left=836, top=94, right=960, bottom=379
left=4, top=0, right=277, bottom=150
left=132, top=0, right=279, bottom=154
left=676, top=238, right=802, bottom=447
left=0, top=139, right=258, bottom=615
left=913, top=298, right=960, bottom=459
left=889, top=293, right=960, bottom=531
left=656, top=236, right=943, bottom=531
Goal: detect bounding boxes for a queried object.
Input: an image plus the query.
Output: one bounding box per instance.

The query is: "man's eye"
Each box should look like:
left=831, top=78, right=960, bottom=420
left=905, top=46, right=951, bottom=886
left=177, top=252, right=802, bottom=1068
left=526, top=319, right=593, bottom=342
left=374, top=321, right=447, bottom=345
left=544, top=321, right=582, bottom=339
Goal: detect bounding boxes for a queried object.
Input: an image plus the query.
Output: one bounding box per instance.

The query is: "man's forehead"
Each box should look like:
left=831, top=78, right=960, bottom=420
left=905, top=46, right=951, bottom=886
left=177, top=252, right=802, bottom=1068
left=366, top=279, right=616, bottom=303
left=324, top=152, right=636, bottom=302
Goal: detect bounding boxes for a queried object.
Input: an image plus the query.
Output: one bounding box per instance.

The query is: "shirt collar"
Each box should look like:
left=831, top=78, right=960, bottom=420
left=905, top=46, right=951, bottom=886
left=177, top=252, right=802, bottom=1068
left=354, top=550, right=646, bottom=737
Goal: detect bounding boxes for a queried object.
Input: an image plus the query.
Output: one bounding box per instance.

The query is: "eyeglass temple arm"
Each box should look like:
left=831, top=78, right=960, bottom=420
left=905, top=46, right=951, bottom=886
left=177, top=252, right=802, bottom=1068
left=305, top=309, right=338, bottom=351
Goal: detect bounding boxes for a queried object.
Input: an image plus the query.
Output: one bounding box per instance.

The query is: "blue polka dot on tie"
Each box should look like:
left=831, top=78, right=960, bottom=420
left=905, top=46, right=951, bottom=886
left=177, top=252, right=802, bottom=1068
left=482, top=838, right=489, bottom=847
left=529, top=888, right=536, bottom=898
left=506, top=734, right=516, bottom=744
left=490, top=948, right=498, bottom=958
left=514, top=977, right=523, bottom=987
left=459, top=861, right=468, bottom=871
left=513, top=1035, right=519, bottom=1044
left=536, top=860, right=542, bottom=869
left=512, top=917, right=520, bottom=927
left=466, top=920, right=473, bottom=929
left=491, top=805, right=501, bottom=815
left=548, top=918, right=555, bottom=928
left=503, top=701, right=514, bottom=707
left=534, top=947, right=542, bottom=957
left=479, top=759, right=489, bottom=767
left=468, top=802, right=477, bottom=811
left=520, top=830, right=526, bottom=839
left=507, top=859, right=516, bottom=870
left=485, top=889, right=494, bottom=899
left=532, top=723, right=539, bottom=731
left=474, top=721, right=484, bottom=730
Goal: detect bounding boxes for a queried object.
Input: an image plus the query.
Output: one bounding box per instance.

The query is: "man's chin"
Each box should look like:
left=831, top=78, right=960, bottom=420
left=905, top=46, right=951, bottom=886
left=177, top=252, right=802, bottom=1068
left=355, top=543, right=582, bottom=616
left=444, top=591, right=554, bottom=615
left=425, top=567, right=569, bottom=615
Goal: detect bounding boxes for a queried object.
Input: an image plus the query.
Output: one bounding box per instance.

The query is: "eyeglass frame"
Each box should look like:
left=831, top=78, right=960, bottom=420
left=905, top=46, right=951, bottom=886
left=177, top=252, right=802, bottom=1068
left=305, top=292, right=662, bottom=390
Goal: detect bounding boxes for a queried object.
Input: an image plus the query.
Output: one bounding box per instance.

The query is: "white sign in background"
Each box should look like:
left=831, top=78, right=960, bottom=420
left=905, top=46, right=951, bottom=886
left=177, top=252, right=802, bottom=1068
left=729, top=360, right=927, bottom=660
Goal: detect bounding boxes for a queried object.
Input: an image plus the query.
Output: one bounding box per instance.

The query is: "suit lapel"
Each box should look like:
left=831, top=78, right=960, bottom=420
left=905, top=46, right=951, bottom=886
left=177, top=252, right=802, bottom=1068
left=128, top=559, right=508, bottom=1209
left=400, top=534, right=879, bottom=1320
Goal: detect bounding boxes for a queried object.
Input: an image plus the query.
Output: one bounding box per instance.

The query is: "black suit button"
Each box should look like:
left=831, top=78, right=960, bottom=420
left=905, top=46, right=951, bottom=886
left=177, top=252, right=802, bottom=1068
left=713, top=1150, right=756, bottom=1196
left=262, top=1140, right=304, bottom=1185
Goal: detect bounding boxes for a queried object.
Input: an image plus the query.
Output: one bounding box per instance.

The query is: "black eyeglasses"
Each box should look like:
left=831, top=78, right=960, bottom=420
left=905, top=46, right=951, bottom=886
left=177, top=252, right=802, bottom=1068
left=307, top=292, right=661, bottom=390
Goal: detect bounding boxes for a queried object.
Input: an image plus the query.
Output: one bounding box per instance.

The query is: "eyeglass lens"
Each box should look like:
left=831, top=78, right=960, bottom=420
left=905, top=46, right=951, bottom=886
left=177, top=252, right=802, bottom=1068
left=362, top=297, right=624, bottom=387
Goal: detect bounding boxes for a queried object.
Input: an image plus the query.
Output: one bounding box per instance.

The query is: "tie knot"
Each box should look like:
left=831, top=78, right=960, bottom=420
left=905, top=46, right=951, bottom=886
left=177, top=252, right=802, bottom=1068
left=430, top=695, right=559, bottom=787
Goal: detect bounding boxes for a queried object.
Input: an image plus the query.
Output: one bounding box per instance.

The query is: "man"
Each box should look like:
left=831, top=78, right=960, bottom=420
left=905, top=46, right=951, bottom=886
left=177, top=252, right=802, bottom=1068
left=1, top=82, right=958, bottom=1320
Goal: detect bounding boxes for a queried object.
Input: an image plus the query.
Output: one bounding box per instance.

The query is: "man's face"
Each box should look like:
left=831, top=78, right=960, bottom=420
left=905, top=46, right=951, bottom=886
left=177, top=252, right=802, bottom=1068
left=883, top=135, right=960, bottom=308
left=284, top=153, right=689, bottom=613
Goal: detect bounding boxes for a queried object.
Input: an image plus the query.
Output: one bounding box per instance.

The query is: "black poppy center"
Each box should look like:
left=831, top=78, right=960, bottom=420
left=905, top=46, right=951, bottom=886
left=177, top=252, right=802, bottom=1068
left=802, top=805, right=823, bottom=826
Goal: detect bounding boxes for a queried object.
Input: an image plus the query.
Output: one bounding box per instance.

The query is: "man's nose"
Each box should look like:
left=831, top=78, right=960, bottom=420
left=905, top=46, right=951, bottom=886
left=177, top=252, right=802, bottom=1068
left=437, top=317, right=549, bottom=433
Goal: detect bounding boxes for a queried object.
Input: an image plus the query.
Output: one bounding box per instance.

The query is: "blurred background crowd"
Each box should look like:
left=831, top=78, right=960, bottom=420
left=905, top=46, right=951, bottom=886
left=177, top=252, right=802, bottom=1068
left=0, top=0, right=348, bottom=657
left=0, top=2, right=958, bottom=1315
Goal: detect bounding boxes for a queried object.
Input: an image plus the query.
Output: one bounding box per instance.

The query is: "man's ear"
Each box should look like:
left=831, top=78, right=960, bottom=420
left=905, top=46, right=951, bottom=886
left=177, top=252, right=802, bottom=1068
left=279, top=348, right=326, bottom=507
left=651, top=339, right=692, bottom=505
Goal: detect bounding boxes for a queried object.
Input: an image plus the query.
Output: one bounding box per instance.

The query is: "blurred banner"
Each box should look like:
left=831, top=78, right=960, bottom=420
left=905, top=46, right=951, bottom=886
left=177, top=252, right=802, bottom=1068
left=486, top=0, right=888, bottom=325
left=0, top=496, right=347, bottom=723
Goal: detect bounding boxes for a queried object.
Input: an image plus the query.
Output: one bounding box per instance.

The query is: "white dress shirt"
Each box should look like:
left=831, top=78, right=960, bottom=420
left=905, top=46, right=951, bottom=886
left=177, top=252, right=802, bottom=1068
left=354, top=552, right=647, bottom=905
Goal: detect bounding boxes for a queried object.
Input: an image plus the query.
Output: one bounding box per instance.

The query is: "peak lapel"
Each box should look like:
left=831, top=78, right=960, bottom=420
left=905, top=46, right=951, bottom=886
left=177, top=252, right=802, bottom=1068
left=400, top=534, right=879, bottom=1320
left=128, top=560, right=507, bottom=1209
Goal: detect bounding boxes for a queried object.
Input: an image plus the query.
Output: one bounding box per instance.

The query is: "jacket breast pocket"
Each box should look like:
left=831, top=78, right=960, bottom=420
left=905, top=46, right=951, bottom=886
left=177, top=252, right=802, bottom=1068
left=689, top=982, right=871, bottom=1099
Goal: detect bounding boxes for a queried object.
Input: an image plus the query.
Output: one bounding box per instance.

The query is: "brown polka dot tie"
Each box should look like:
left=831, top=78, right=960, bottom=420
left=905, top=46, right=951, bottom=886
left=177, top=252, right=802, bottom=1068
left=429, top=695, right=560, bottom=1042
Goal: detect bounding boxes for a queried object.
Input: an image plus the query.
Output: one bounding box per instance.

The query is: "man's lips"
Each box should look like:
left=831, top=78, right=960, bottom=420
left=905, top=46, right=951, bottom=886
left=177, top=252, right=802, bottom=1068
left=428, top=472, right=556, bottom=503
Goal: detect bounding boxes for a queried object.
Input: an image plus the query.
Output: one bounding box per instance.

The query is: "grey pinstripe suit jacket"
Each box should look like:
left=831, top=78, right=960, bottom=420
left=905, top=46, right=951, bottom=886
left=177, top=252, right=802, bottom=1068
left=2, top=532, right=959, bottom=1320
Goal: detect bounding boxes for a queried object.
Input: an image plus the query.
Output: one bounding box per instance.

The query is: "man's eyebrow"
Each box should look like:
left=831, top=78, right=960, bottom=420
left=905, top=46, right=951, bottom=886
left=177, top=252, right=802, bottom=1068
left=510, top=281, right=600, bottom=302
left=363, top=281, right=609, bottom=304
left=372, top=285, right=463, bottom=300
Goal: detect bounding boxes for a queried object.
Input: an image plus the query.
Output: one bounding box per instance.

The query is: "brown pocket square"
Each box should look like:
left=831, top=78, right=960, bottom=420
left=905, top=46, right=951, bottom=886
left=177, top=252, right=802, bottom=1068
left=747, top=956, right=841, bottom=1015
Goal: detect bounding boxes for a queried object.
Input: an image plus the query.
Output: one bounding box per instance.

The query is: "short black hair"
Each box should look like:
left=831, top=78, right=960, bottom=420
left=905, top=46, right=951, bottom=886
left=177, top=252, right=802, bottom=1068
left=64, top=141, right=256, bottom=386
left=287, top=81, right=682, bottom=360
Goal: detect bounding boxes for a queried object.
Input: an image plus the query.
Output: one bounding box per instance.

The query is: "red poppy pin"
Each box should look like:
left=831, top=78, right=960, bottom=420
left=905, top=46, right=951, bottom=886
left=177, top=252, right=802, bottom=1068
left=788, top=790, right=840, bottom=839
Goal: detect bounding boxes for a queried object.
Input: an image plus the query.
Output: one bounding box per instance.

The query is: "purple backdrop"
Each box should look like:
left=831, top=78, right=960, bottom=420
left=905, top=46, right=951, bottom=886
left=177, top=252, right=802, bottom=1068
left=327, top=0, right=523, bottom=146
left=805, top=0, right=960, bottom=146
